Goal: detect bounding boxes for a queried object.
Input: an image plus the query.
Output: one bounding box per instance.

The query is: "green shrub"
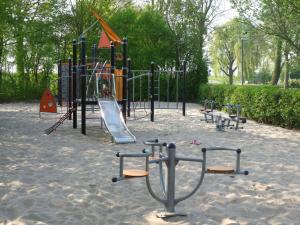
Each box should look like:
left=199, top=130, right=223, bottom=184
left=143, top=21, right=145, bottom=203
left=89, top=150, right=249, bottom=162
left=199, top=84, right=235, bottom=109
left=289, top=79, right=300, bottom=88
left=0, top=73, right=54, bottom=102
left=198, top=84, right=300, bottom=129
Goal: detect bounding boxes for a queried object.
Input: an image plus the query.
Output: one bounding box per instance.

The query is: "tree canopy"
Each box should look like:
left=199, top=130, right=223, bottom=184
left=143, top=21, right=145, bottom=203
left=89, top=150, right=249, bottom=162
left=1, top=0, right=218, bottom=101
left=1, top=0, right=299, bottom=102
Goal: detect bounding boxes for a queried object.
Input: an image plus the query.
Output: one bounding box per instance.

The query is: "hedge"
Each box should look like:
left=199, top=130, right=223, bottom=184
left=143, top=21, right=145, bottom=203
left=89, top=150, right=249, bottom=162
left=198, top=84, right=300, bottom=129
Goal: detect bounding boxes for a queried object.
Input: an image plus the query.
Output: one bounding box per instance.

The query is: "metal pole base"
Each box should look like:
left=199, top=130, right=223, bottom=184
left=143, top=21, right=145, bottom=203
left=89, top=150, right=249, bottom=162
left=216, top=125, right=225, bottom=132
left=156, top=211, right=187, bottom=219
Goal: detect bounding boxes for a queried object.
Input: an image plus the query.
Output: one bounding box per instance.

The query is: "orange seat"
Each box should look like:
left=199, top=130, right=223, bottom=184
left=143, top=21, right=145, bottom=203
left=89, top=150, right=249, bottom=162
left=123, top=169, right=149, bottom=177
left=207, top=166, right=235, bottom=174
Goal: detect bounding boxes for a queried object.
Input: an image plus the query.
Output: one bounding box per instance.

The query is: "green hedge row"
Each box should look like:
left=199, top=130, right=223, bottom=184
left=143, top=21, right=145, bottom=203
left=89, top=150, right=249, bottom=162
left=0, top=73, right=54, bottom=102
left=198, top=84, right=300, bottom=129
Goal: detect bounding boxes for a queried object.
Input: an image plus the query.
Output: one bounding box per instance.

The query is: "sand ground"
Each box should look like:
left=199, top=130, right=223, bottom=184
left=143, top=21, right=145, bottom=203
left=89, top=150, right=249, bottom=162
left=0, top=102, right=299, bottom=225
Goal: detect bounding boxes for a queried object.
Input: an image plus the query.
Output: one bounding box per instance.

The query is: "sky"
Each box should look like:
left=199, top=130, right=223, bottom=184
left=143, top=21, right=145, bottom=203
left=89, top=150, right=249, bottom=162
left=212, top=1, right=239, bottom=26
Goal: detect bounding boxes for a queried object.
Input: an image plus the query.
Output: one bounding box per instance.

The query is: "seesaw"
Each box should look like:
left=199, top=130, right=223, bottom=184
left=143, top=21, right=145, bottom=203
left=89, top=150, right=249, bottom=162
left=112, top=139, right=249, bottom=218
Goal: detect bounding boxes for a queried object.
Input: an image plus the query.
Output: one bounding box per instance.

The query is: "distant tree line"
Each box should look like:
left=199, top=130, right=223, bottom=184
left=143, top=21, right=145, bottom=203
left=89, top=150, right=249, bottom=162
left=0, top=0, right=220, bottom=101
left=209, top=0, right=300, bottom=88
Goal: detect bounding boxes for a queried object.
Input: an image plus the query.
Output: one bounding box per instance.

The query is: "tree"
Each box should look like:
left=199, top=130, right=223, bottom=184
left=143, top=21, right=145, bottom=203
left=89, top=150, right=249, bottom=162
left=108, top=6, right=175, bottom=69
left=151, top=0, right=219, bottom=99
left=210, top=19, right=241, bottom=84
left=0, top=0, right=12, bottom=88
left=271, top=38, right=283, bottom=85
left=231, top=0, right=300, bottom=86
left=210, top=18, right=270, bottom=84
left=231, top=0, right=300, bottom=54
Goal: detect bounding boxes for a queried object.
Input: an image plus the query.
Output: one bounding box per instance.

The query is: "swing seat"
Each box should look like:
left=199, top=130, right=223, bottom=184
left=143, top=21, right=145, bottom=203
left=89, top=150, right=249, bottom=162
left=123, top=169, right=149, bottom=177
left=207, top=166, right=235, bottom=174
left=229, top=115, right=237, bottom=119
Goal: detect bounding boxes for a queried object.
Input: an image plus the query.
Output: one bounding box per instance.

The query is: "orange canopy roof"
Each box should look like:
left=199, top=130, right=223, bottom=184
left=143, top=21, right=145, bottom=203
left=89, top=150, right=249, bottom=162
left=91, top=10, right=121, bottom=46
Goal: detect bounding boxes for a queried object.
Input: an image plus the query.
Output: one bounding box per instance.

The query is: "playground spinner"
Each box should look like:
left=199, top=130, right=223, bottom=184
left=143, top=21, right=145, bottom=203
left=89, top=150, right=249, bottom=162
left=112, top=139, right=249, bottom=218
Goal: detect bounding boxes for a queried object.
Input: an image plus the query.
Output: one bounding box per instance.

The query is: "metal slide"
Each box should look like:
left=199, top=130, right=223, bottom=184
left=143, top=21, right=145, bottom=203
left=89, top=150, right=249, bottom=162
left=97, top=99, right=136, bottom=144
left=94, top=62, right=135, bottom=144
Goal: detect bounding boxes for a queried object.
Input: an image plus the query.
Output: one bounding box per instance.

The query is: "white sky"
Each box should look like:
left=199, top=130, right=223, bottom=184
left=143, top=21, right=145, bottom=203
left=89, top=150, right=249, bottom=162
left=212, top=1, right=238, bottom=26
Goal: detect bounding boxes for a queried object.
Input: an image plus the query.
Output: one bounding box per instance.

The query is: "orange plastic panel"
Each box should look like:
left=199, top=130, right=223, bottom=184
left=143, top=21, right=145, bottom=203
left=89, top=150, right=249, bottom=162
left=98, top=31, right=111, bottom=49
left=91, top=10, right=121, bottom=46
left=40, top=89, right=57, bottom=113
left=115, top=69, right=123, bottom=101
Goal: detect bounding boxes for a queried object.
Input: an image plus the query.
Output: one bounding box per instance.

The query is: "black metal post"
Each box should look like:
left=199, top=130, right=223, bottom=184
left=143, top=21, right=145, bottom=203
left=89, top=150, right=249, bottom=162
left=81, top=37, right=86, bottom=135
left=127, top=58, right=131, bottom=117
left=122, top=38, right=127, bottom=123
left=58, top=60, right=62, bottom=106
left=92, top=43, right=96, bottom=66
left=166, top=143, right=176, bottom=213
left=110, top=41, right=115, bottom=75
left=182, top=60, right=186, bottom=116
left=150, top=62, right=155, bottom=122
left=68, top=57, right=72, bottom=120
left=72, top=40, right=77, bottom=129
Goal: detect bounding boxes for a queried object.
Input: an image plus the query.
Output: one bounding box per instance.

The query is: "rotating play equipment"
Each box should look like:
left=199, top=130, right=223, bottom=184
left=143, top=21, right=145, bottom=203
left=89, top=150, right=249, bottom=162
left=112, top=140, right=249, bottom=218
left=217, top=104, right=247, bottom=130
left=200, top=100, right=247, bottom=131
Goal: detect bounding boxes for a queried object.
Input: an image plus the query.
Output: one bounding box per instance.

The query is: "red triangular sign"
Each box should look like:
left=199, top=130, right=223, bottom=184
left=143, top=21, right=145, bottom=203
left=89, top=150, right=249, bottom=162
left=40, top=89, right=57, bottom=113
left=98, top=31, right=111, bottom=49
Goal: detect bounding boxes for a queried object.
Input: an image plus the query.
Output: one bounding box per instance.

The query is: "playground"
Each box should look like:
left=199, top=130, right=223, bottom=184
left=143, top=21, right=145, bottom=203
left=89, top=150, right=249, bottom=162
left=1, top=1, right=300, bottom=224
left=1, top=102, right=299, bottom=225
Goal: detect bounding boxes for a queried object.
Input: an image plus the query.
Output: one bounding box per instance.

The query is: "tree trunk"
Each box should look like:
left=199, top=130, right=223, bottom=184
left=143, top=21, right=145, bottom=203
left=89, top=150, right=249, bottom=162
left=284, top=44, right=290, bottom=89
left=229, top=69, right=233, bottom=85
left=34, top=59, right=39, bottom=84
left=228, top=59, right=235, bottom=85
left=175, top=38, right=180, bottom=69
left=0, top=34, right=3, bottom=89
left=62, top=39, right=67, bottom=61
left=16, top=33, right=25, bottom=76
left=271, top=39, right=282, bottom=85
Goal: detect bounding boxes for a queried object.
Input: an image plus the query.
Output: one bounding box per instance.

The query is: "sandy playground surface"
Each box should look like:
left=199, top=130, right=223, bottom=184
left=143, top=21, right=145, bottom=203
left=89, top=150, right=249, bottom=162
left=0, top=102, right=299, bottom=225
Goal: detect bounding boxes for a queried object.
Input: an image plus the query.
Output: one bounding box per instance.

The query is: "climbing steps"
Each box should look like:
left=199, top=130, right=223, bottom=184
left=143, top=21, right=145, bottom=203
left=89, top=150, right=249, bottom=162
left=44, top=108, right=75, bottom=135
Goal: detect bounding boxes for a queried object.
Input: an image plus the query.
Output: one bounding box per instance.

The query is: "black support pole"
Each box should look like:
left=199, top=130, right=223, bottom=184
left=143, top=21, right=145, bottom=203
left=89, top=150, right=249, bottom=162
left=122, top=38, right=127, bottom=123
left=110, top=41, right=115, bottom=75
left=72, top=40, right=77, bottom=129
left=92, top=43, right=96, bottom=66
left=81, top=37, right=86, bottom=135
left=68, top=57, right=72, bottom=120
left=150, top=62, right=155, bottom=122
left=182, top=60, right=186, bottom=116
left=127, top=58, right=131, bottom=117
left=58, top=60, right=62, bottom=106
